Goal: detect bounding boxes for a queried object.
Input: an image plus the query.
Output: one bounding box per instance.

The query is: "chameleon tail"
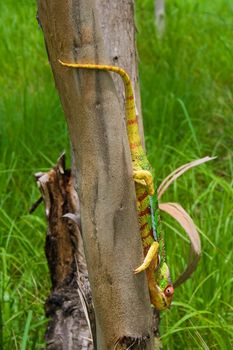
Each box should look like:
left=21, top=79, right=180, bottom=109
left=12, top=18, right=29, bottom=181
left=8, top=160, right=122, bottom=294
left=58, top=60, right=148, bottom=168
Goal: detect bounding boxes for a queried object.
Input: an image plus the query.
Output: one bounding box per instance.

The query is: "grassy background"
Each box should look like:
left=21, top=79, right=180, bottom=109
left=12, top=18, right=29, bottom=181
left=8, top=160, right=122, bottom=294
left=0, top=0, right=232, bottom=349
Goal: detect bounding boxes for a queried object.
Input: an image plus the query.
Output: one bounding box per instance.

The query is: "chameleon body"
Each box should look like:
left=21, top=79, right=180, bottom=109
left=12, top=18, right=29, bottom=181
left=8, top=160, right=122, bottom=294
left=59, top=60, right=174, bottom=310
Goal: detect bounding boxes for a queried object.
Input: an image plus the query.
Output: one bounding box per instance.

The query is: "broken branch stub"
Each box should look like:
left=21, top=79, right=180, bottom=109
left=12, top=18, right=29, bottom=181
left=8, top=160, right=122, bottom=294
left=36, top=154, right=94, bottom=349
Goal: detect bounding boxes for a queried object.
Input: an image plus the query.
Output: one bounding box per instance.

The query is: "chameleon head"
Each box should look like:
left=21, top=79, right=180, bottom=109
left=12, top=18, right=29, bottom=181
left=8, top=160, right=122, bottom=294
left=148, top=261, right=174, bottom=310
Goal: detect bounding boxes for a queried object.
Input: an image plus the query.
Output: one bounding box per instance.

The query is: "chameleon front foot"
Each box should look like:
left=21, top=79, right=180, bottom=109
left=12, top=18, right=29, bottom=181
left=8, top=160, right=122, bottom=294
left=133, top=170, right=154, bottom=195
left=134, top=241, right=159, bottom=274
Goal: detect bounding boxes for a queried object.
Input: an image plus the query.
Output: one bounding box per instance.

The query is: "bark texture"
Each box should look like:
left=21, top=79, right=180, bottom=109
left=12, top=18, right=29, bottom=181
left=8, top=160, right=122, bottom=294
left=36, top=154, right=94, bottom=349
left=37, top=0, right=154, bottom=349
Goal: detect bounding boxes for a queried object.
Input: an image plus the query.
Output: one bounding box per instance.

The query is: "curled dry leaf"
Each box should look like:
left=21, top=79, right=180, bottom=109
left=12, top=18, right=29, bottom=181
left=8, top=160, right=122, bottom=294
left=159, top=202, right=201, bottom=288
left=158, top=156, right=216, bottom=287
left=158, top=156, right=216, bottom=200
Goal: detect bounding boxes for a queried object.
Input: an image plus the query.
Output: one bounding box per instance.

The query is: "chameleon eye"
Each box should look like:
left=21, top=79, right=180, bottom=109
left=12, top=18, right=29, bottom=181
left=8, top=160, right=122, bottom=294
left=164, top=285, right=174, bottom=297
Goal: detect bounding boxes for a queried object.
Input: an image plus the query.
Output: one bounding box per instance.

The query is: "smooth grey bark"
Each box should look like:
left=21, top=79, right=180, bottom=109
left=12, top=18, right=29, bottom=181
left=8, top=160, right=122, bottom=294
left=37, top=0, right=154, bottom=349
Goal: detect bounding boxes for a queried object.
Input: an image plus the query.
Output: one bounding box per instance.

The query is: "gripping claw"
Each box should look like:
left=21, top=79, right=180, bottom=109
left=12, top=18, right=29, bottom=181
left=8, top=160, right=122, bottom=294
left=133, top=170, right=154, bottom=195
left=134, top=241, right=159, bottom=274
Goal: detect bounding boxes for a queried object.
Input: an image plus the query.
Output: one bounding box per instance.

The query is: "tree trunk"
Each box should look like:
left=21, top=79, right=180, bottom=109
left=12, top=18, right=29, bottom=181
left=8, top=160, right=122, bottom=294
left=96, top=1, right=160, bottom=344
left=37, top=0, right=155, bottom=349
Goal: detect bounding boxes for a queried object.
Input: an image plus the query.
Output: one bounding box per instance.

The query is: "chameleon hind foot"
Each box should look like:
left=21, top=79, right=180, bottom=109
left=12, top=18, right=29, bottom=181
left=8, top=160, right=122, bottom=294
left=134, top=241, right=159, bottom=274
left=133, top=170, right=154, bottom=195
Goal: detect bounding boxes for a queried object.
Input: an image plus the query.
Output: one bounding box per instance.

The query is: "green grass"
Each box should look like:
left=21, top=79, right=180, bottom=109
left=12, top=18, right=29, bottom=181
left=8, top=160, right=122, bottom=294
left=0, top=0, right=232, bottom=349
left=136, top=0, right=233, bottom=348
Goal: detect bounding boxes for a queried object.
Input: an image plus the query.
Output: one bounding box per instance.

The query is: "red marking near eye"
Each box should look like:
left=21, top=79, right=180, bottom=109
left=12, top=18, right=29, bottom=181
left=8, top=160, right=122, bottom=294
left=164, top=285, right=174, bottom=297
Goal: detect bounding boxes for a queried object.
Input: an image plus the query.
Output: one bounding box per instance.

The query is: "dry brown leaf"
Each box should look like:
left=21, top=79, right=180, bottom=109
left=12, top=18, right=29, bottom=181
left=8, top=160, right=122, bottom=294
left=159, top=202, right=201, bottom=288
left=158, top=156, right=216, bottom=199
left=157, top=156, right=216, bottom=286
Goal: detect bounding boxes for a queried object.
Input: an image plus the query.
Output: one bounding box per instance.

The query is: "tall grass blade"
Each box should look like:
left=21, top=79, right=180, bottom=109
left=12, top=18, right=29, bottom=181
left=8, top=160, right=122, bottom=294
left=177, top=98, right=201, bottom=154
left=20, top=310, right=32, bottom=350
